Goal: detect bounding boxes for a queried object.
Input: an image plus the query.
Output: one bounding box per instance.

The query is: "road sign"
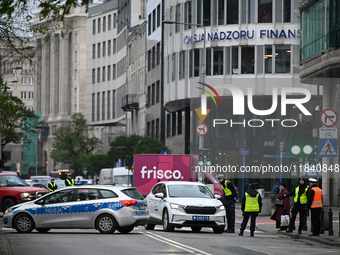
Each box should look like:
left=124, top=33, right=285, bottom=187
left=196, top=123, right=208, bottom=136
left=161, top=151, right=170, bottom=155
left=319, top=128, right=337, bottom=139
left=239, top=149, right=250, bottom=155
left=320, top=109, right=338, bottom=127
left=319, top=139, right=337, bottom=157
left=195, top=108, right=211, bottom=123
left=115, top=162, right=123, bottom=167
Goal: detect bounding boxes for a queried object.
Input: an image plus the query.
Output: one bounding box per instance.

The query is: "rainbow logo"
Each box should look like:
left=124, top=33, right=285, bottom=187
left=196, top=82, right=223, bottom=107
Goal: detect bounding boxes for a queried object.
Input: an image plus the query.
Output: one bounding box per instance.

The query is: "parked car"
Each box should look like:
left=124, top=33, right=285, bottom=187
left=3, top=185, right=149, bottom=234
left=0, top=172, right=49, bottom=212
left=145, top=181, right=226, bottom=233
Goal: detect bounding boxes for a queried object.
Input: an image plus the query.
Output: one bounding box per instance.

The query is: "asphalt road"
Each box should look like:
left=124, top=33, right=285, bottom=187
left=2, top=225, right=340, bottom=255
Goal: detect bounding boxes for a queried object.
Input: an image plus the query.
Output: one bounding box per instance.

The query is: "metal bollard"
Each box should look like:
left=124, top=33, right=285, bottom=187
left=320, top=208, right=324, bottom=234
left=329, top=209, right=334, bottom=236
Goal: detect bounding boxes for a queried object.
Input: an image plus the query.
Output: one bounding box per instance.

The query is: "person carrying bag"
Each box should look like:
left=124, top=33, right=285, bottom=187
left=270, top=182, right=291, bottom=231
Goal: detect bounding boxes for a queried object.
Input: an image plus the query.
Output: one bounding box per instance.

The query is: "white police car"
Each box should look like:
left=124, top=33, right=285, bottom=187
left=3, top=185, right=149, bottom=234
left=145, top=181, right=225, bottom=233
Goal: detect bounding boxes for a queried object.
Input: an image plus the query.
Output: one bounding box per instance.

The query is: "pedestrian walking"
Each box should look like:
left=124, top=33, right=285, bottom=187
left=282, top=177, right=309, bottom=234
left=270, top=182, right=290, bottom=231
left=307, top=178, right=322, bottom=236
left=217, top=174, right=237, bottom=233
left=272, top=182, right=280, bottom=197
left=65, top=173, right=75, bottom=186
left=48, top=177, right=58, bottom=192
left=239, top=183, right=262, bottom=237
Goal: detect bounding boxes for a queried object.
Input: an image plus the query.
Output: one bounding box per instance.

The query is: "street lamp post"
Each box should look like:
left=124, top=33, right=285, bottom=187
left=162, top=20, right=207, bottom=151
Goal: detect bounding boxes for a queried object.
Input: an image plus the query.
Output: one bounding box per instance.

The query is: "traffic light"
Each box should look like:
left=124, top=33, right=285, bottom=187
left=289, top=121, right=314, bottom=156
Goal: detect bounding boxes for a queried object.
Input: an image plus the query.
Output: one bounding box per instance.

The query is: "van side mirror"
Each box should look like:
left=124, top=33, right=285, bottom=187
left=35, top=199, right=44, bottom=206
left=214, top=195, right=221, bottom=200
left=155, top=193, right=164, bottom=199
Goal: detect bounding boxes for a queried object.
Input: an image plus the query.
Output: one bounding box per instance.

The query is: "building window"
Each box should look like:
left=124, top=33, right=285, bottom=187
left=185, top=1, right=192, bottom=29
left=147, top=122, right=151, bottom=136
left=153, top=9, right=156, bottom=32
left=265, top=45, right=272, bottom=73
left=152, top=46, right=155, bottom=69
left=249, top=0, right=256, bottom=23
left=28, top=91, right=34, bottom=99
left=98, top=18, right=101, bottom=33
left=178, top=110, right=182, bottom=135
left=213, top=47, right=223, bottom=75
left=283, top=0, right=291, bottom=23
left=156, top=118, right=160, bottom=139
left=108, top=65, right=111, bottom=80
left=97, top=43, right=101, bottom=58
left=147, top=86, right=151, bottom=106
left=258, top=0, right=272, bottom=23
left=148, top=14, right=152, bottom=35
left=108, top=15, right=112, bottom=30
left=156, top=80, right=160, bottom=103
left=108, top=40, right=111, bottom=55
left=194, top=49, right=200, bottom=77
left=172, top=53, right=175, bottom=81
left=197, top=0, right=202, bottom=25
left=92, top=94, right=95, bottom=121
left=93, top=19, right=96, bottom=34
left=275, top=45, right=290, bottom=73
left=203, top=0, right=211, bottom=26
left=97, top=93, right=100, bottom=121
left=113, top=90, right=116, bottom=119
left=232, top=46, right=239, bottom=74
left=148, top=50, right=151, bottom=71
left=152, top=83, right=155, bottom=105
left=157, top=4, right=161, bottom=28
left=29, top=77, right=33, bottom=85
left=92, top=44, right=95, bottom=59
left=114, top=13, right=116, bottom=28
left=97, top=68, right=100, bottom=82
left=167, top=114, right=171, bottom=137
left=103, top=16, right=106, bottom=32
left=175, top=4, right=180, bottom=33
left=189, top=50, right=193, bottom=77
left=179, top=51, right=185, bottom=79
left=241, top=46, right=255, bottom=74
left=172, top=112, right=176, bottom=136
left=113, top=64, right=116, bottom=79
left=227, top=0, right=239, bottom=24
left=92, top=69, right=95, bottom=83
left=107, top=90, right=111, bottom=120
left=103, top=41, right=106, bottom=57
left=218, top=0, right=225, bottom=25
left=151, top=120, right=155, bottom=138
left=102, top=66, right=106, bottom=81
left=113, top=39, right=116, bottom=54
left=257, top=46, right=264, bottom=74
left=102, top=92, right=105, bottom=120
left=156, top=43, right=160, bottom=65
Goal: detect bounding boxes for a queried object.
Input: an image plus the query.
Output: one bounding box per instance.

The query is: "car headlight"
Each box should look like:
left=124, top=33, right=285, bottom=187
left=20, top=193, right=31, bottom=201
left=216, top=205, right=225, bottom=212
left=170, top=203, right=185, bottom=210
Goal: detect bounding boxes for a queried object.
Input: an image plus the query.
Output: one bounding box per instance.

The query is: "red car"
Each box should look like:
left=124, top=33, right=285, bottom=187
left=0, top=172, right=49, bottom=212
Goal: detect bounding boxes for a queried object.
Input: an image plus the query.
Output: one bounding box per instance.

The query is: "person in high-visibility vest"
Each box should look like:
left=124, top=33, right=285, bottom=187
left=307, top=178, right=322, bottom=236
left=48, top=177, right=58, bottom=192
left=217, top=174, right=237, bottom=233
left=239, top=183, right=262, bottom=237
left=282, top=177, right=309, bottom=234
left=65, top=173, right=75, bottom=186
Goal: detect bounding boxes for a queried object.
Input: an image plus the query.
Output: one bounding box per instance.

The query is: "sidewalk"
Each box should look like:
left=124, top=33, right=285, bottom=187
left=235, top=203, right=340, bottom=247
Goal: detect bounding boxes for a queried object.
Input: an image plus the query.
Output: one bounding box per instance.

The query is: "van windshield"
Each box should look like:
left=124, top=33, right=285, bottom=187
left=0, top=175, right=26, bottom=187
left=114, top=175, right=134, bottom=186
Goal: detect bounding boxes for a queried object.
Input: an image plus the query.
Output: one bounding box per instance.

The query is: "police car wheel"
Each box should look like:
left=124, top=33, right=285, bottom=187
left=14, top=214, right=35, bottom=233
left=96, top=214, right=117, bottom=234
left=162, top=209, right=174, bottom=232
left=35, top=228, right=51, bottom=233
left=144, top=223, right=155, bottom=230
left=213, top=226, right=224, bottom=234
left=191, top=226, right=202, bottom=233
left=117, top=226, right=134, bottom=234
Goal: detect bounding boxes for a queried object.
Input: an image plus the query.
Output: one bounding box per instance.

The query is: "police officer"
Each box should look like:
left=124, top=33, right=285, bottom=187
left=307, top=178, right=322, bottom=236
left=282, top=177, right=309, bottom=234
left=239, top=183, right=262, bottom=237
left=65, top=173, right=74, bottom=186
left=217, top=174, right=237, bottom=233
left=48, top=177, right=58, bottom=192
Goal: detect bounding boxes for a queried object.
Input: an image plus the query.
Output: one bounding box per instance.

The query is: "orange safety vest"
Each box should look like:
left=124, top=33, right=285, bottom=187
left=311, top=187, right=322, bottom=208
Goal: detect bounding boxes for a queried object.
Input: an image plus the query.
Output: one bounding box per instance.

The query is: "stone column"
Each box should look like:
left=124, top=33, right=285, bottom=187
left=59, top=32, right=70, bottom=116
left=34, top=39, right=42, bottom=114
left=41, top=40, right=47, bottom=119
left=49, top=35, right=56, bottom=118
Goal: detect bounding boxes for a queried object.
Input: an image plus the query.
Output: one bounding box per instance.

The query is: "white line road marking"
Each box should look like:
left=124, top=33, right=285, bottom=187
left=140, top=231, right=212, bottom=255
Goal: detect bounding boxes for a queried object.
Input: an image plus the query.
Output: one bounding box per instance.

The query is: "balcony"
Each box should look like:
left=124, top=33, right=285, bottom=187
left=121, top=94, right=139, bottom=111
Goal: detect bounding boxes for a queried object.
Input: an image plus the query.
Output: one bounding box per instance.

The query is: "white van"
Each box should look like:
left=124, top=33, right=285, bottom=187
left=30, top=176, right=51, bottom=188
left=99, top=167, right=133, bottom=186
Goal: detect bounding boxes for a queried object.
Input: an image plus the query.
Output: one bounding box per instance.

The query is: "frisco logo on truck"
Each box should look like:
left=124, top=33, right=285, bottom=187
left=141, top=166, right=183, bottom=179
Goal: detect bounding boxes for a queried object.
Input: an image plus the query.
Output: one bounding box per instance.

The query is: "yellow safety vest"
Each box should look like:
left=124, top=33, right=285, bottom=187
left=49, top=182, right=57, bottom=192
left=311, top=187, right=322, bottom=208
left=245, top=193, right=260, bottom=212
left=66, top=179, right=74, bottom=185
left=220, top=180, right=232, bottom=196
left=294, top=186, right=309, bottom=204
